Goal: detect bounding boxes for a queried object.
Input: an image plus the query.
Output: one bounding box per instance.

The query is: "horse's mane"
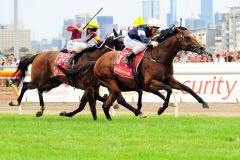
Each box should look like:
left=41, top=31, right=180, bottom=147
left=156, top=26, right=188, bottom=43
left=177, top=26, right=187, bottom=30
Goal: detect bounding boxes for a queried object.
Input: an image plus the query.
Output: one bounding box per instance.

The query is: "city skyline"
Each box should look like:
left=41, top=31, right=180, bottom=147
left=0, top=0, right=239, bottom=40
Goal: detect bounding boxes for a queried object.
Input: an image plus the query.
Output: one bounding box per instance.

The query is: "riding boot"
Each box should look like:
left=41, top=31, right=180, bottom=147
left=123, top=52, right=135, bottom=67
left=65, top=51, right=78, bottom=66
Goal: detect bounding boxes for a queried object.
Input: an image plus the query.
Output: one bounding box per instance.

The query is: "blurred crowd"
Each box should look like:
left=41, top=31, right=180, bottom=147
left=174, top=50, right=240, bottom=63
left=0, top=54, right=19, bottom=66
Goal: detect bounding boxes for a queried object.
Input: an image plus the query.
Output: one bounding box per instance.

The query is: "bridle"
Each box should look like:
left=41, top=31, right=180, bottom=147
left=144, top=30, right=203, bottom=65
left=175, top=32, right=203, bottom=53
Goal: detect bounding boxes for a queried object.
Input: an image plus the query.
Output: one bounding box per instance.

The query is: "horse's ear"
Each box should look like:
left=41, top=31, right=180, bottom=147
left=119, top=29, right=122, bottom=36
left=113, top=29, right=119, bottom=38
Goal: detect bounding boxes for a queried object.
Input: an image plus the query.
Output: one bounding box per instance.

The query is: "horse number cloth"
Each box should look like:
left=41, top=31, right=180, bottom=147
left=114, top=48, right=146, bottom=79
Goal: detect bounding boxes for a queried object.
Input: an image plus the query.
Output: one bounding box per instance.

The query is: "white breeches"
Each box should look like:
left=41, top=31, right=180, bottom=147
left=123, top=35, right=147, bottom=54
left=66, top=39, right=96, bottom=52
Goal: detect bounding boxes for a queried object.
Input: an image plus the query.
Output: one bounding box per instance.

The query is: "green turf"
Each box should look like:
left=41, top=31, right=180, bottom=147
left=0, top=114, right=239, bottom=160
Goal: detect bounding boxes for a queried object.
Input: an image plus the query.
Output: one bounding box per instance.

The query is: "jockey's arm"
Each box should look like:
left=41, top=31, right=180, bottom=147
left=137, top=27, right=150, bottom=44
left=67, top=24, right=81, bottom=32
left=93, top=34, right=102, bottom=43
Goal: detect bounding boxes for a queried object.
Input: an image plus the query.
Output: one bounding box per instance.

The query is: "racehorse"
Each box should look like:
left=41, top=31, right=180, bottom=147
left=9, top=29, right=125, bottom=120
left=90, top=26, right=209, bottom=120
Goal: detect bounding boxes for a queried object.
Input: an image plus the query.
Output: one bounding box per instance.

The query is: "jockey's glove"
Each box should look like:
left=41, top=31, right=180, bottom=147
left=150, top=41, right=158, bottom=48
left=77, top=27, right=84, bottom=32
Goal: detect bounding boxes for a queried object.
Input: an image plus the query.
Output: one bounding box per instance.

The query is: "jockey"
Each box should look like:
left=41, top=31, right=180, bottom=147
left=65, top=19, right=102, bottom=65
left=123, top=18, right=160, bottom=66
left=67, top=23, right=82, bottom=40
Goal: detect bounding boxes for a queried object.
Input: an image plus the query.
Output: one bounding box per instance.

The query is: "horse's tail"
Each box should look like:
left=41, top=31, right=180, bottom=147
left=56, top=61, right=96, bottom=77
left=12, top=54, right=38, bottom=83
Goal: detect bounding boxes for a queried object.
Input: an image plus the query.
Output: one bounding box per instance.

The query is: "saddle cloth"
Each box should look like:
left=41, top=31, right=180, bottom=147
left=54, top=53, right=71, bottom=76
left=113, top=48, right=146, bottom=79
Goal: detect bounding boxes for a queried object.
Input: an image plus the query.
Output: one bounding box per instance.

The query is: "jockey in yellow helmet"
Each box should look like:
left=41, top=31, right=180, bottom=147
left=66, top=19, right=102, bottom=66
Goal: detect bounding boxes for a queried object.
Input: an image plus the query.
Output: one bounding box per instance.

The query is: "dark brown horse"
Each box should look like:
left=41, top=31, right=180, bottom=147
left=90, top=27, right=209, bottom=120
left=9, top=30, right=125, bottom=120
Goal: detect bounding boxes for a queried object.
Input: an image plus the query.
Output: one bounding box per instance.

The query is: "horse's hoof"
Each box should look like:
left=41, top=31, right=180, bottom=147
left=9, top=101, right=19, bottom=106
left=59, top=112, right=73, bottom=117
left=157, top=108, right=164, bottom=115
left=202, top=102, right=209, bottom=109
left=113, top=104, right=119, bottom=109
left=59, top=111, right=67, bottom=116
left=139, top=112, right=147, bottom=118
left=36, top=111, right=43, bottom=117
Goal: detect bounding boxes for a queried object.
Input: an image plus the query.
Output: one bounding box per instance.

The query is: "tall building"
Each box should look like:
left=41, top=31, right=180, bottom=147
left=214, top=12, right=224, bottom=25
left=51, top=37, right=66, bottom=51
left=142, top=0, right=160, bottom=22
left=97, top=16, right=114, bottom=39
left=228, top=7, right=240, bottom=50
left=75, top=13, right=91, bottom=24
left=214, top=7, right=240, bottom=50
left=185, top=14, right=205, bottom=30
left=200, top=0, right=213, bottom=26
left=167, top=0, right=177, bottom=27
left=0, top=25, right=31, bottom=53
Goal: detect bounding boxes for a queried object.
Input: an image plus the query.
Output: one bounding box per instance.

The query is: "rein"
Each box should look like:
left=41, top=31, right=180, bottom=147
left=143, top=33, right=183, bottom=66
left=96, top=36, right=123, bottom=51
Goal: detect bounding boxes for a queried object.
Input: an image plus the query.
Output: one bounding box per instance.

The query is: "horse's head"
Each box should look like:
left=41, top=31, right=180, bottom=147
left=112, top=29, right=125, bottom=50
left=102, top=29, right=125, bottom=51
left=173, top=27, right=205, bottom=54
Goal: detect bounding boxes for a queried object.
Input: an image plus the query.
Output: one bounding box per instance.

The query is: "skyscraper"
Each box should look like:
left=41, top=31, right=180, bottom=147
left=167, top=0, right=177, bottom=27
left=75, top=14, right=91, bottom=24
left=142, top=0, right=160, bottom=22
left=97, top=16, right=114, bottom=39
left=200, top=0, right=213, bottom=25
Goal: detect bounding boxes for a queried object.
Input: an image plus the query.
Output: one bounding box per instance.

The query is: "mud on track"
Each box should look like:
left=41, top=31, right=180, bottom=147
left=1, top=101, right=240, bottom=117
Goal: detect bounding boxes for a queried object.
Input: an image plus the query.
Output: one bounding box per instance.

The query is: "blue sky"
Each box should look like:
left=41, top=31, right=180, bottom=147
left=0, top=0, right=239, bottom=40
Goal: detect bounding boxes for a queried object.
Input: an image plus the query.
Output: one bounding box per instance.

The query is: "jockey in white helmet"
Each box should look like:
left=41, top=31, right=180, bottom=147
left=123, top=18, right=160, bottom=66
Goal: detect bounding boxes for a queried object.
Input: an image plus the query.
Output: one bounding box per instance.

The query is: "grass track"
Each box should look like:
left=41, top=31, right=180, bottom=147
left=0, top=114, right=240, bottom=160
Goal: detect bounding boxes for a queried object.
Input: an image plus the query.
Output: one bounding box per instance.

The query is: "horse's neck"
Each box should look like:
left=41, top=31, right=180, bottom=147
left=78, top=47, right=111, bottom=63
left=154, top=35, right=180, bottom=64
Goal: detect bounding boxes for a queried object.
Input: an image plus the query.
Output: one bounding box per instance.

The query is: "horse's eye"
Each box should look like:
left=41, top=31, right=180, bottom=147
left=186, top=37, right=191, bottom=40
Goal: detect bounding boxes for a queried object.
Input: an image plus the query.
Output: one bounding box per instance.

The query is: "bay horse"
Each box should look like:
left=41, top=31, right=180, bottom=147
left=9, top=29, right=125, bottom=120
left=91, top=26, right=209, bottom=120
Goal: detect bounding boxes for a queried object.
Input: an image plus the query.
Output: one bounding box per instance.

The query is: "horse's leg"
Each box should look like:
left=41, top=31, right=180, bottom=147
left=102, top=79, right=142, bottom=120
left=59, top=92, right=88, bottom=117
left=136, top=89, right=143, bottom=111
left=35, top=80, right=62, bottom=117
left=102, top=92, right=116, bottom=120
left=86, top=87, right=97, bottom=120
left=94, top=86, right=107, bottom=102
left=36, top=89, right=45, bottom=117
left=9, top=82, right=29, bottom=106
left=136, top=90, right=165, bottom=112
left=94, top=87, right=119, bottom=110
left=168, top=77, right=209, bottom=108
left=148, top=80, right=172, bottom=115
left=151, top=90, right=166, bottom=101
